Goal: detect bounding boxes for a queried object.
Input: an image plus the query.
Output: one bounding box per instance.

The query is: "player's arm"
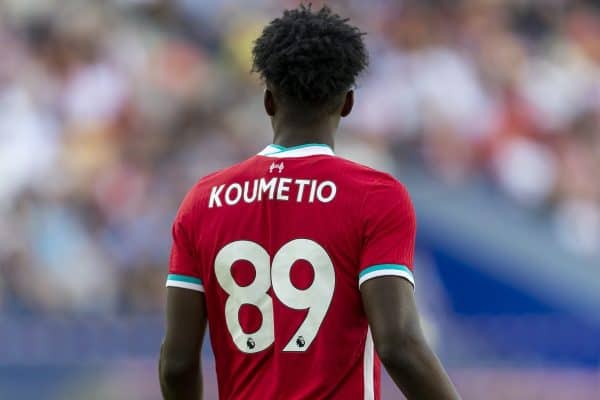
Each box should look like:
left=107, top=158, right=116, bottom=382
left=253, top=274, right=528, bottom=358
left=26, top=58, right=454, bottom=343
left=361, top=277, right=461, bottom=400
left=160, top=204, right=206, bottom=400
left=159, top=287, right=207, bottom=400
left=358, top=177, right=460, bottom=399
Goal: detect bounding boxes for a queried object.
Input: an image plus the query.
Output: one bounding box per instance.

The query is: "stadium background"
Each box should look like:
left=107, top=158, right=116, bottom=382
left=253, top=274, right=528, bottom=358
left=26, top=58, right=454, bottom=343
left=0, top=0, right=599, bottom=398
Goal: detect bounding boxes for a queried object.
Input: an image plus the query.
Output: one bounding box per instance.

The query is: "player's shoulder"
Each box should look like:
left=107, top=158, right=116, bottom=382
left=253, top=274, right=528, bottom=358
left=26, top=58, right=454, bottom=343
left=198, top=158, right=254, bottom=187
left=329, top=157, right=413, bottom=216
left=175, top=158, right=254, bottom=218
left=330, top=156, right=407, bottom=192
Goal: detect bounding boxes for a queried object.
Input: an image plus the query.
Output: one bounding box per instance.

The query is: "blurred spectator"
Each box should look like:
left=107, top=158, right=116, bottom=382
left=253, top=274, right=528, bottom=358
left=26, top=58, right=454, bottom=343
left=0, top=0, right=599, bottom=316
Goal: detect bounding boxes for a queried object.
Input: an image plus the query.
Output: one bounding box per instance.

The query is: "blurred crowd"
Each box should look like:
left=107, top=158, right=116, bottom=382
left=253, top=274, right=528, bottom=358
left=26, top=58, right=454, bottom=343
left=0, top=0, right=599, bottom=315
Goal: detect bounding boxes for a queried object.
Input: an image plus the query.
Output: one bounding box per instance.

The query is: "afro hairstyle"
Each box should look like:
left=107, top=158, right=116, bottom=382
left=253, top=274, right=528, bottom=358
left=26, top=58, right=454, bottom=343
left=252, top=4, right=368, bottom=108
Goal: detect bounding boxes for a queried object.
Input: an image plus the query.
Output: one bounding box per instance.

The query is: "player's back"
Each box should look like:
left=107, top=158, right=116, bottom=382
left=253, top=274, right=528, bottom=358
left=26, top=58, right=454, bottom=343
left=167, top=144, right=416, bottom=400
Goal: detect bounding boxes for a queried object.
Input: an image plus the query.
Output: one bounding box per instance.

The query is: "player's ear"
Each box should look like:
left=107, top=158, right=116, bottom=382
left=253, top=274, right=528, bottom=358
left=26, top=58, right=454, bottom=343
left=340, top=90, right=354, bottom=118
left=264, top=89, right=276, bottom=116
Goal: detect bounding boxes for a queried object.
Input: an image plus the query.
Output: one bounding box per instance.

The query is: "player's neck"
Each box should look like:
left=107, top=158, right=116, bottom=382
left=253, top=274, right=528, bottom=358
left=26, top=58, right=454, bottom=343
left=272, top=123, right=336, bottom=149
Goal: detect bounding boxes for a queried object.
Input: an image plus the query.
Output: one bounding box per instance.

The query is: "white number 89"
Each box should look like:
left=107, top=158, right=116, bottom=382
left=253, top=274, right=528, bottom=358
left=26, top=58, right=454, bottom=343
left=214, top=239, right=335, bottom=354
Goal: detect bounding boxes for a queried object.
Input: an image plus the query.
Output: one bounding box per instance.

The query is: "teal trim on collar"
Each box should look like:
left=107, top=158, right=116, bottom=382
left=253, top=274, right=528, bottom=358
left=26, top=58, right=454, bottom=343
left=269, top=144, right=287, bottom=150
left=270, top=143, right=332, bottom=153
left=258, top=143, right=335, bottom=157
left=261, top=143, right=334, bottom=156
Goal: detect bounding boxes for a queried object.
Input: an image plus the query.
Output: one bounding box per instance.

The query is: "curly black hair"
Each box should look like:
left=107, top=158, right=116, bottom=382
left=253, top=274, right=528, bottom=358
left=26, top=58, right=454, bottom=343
left=252, top=4, right=368, bottom=107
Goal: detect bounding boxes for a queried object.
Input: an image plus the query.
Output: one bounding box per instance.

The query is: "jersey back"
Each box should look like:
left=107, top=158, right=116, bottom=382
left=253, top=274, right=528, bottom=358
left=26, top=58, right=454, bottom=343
left=167, top=144, right=416, bottom=400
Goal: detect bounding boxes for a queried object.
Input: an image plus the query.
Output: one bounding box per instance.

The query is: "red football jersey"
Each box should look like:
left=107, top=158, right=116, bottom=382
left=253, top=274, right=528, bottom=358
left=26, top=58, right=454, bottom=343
left=167, top=144, right=416, bottom=400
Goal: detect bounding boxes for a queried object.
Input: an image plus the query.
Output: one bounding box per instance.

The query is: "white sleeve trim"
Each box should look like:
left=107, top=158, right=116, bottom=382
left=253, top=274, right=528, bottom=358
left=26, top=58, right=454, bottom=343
left=358, top=268, right=415, bottom=288
left=166, top=280, right=205, bottom=292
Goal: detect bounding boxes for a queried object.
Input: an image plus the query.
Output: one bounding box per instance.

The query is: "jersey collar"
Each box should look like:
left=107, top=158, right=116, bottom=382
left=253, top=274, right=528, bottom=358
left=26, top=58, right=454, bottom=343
left=258, top=143, right=335, bottom=158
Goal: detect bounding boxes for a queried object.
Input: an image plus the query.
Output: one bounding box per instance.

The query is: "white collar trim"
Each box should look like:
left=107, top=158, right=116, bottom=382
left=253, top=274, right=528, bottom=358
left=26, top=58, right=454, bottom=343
left=257, top=144, right=335, bottom=158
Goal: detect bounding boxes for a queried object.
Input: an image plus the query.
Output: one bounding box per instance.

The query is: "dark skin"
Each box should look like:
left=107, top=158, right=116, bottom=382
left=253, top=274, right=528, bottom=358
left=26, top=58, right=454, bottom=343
left=264, top=86, right=353, bottom=150
left=362, top=278, right=461, bottom=399
left=159, top=87, right=461, bottom=399
left=159, top=288, right=206, bottom=400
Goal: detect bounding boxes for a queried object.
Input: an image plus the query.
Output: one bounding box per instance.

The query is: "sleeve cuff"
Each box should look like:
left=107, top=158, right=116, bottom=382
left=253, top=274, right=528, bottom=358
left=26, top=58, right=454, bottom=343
left=358, top=264, right=415, bottom=288
left=166, top=274, right=204, bottom=292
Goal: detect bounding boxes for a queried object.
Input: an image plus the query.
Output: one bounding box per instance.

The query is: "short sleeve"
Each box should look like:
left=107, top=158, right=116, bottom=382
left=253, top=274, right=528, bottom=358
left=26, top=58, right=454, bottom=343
left=166, top=215, right=204, bottom=292
left=359, top=178, right=416, bottom=288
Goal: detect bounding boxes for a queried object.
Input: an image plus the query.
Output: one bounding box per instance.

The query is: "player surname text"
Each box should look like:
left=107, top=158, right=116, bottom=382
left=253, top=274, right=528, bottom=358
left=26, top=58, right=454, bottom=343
left=209, top=177, right=337, bottom=208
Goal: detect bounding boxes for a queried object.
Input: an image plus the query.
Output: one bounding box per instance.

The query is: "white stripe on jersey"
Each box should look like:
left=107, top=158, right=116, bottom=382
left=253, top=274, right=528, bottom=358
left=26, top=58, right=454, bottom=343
left=363, top=327, right=375, bottom=400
